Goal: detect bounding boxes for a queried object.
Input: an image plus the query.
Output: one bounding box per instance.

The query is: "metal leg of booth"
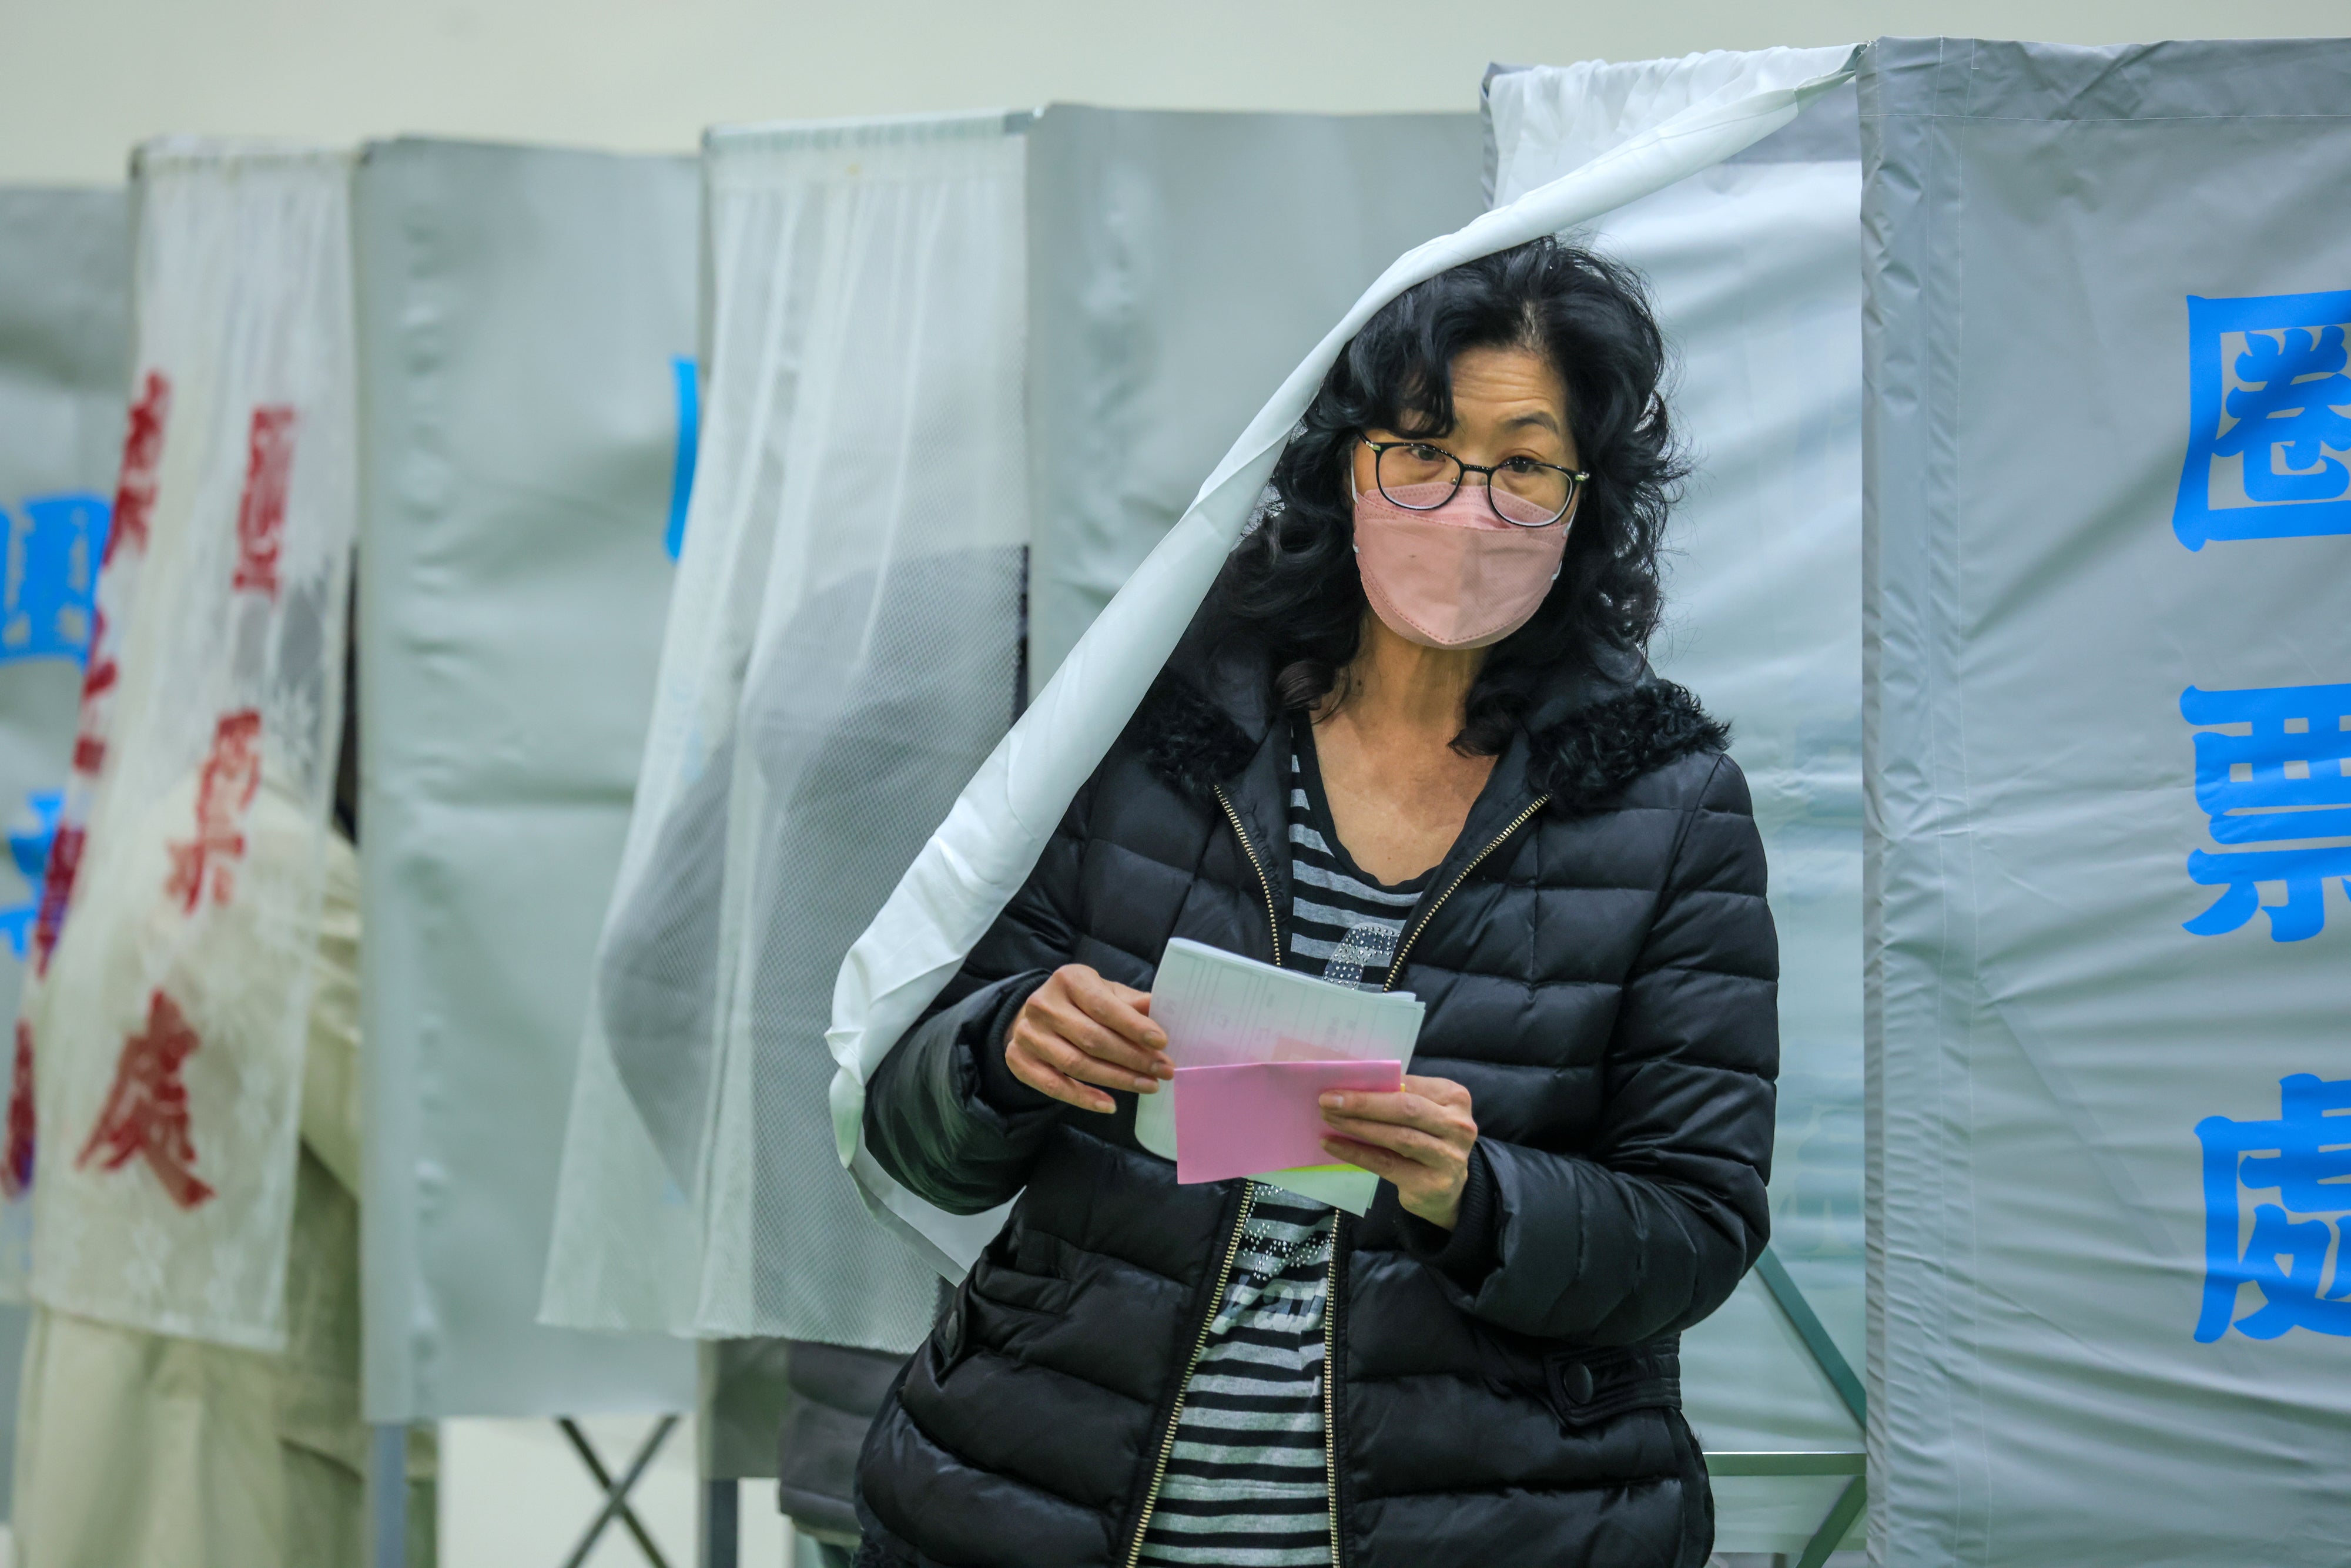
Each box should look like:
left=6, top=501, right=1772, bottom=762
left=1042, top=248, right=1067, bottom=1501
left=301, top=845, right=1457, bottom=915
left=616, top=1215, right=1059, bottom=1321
left=369, top=1423, right=410, bottom=1568
left=1794, top=1476, right=1867, bottom=1568
left=1721, top=1247, right=1867, bottom=1567
left=1749, top=1248, right=1865, bottom=1429
left=701, top=1477, right=741, bottom=1568
left=559, top=1414, right=682, bottom=1568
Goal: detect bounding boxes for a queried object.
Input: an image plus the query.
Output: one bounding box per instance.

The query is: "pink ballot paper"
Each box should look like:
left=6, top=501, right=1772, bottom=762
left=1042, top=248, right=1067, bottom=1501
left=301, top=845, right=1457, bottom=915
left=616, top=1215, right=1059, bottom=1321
left=1141, top=937, right=1424, bottom=1214
left=1173, top=1060, right=1404, bottom=1185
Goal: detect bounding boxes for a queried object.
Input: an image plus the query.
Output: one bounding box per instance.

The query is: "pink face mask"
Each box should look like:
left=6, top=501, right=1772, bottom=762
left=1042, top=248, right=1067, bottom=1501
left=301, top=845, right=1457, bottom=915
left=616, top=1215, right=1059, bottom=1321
left=1353, top=480, right=1574, bottom=649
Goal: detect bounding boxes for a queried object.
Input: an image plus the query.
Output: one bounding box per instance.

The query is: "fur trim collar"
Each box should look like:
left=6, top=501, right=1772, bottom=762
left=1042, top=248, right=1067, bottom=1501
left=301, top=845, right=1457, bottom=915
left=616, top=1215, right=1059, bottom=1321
left=1525, top=682, right=1729, bottom=815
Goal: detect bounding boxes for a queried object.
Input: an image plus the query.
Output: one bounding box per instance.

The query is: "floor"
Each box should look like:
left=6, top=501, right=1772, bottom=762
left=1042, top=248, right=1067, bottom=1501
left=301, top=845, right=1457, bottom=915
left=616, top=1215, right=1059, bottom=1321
left=0, top=1429, right=1873, bottom=1567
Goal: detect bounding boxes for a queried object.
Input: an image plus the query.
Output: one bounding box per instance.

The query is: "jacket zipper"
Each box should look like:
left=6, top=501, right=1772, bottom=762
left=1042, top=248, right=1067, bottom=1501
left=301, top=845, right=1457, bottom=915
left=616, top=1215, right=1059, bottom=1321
left=1322, top=1219, right=1347, bottom=1566
left=1379, top=795, right=1551, bottom=993
left=1198, top=782, right=1548, bottom=1567
left=1124, top=1184, right=1258, bottom=1568
left=1213, top=782, right=1283, bottom=962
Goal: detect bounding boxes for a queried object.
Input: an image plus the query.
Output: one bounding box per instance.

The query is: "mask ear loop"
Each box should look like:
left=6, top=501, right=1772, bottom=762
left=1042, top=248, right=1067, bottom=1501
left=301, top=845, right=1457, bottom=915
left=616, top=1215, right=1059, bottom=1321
left=1548, top=483, right=1583, bottom=582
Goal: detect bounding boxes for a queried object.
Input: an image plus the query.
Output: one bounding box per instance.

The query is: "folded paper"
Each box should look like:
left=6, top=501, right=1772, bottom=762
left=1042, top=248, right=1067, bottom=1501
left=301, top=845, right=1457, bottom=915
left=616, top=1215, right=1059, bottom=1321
left=1173, top=1059, right=1402, bottom=1185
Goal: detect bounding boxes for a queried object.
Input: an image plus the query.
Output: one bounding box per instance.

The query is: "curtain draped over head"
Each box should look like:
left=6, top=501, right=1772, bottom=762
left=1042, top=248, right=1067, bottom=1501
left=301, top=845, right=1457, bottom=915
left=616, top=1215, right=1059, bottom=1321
left=22, top=141, right=356, bottom=1352
left=1488, top=47, right=1866, bottom=1559
left=825, top=47, right=1863, bottom=1277
left=541, top=113, right=1029, bottom=1346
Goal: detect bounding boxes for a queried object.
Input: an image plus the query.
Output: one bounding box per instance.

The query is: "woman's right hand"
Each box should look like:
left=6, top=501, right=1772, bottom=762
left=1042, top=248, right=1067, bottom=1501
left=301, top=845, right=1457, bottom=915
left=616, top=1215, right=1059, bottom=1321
left=1005, top=964, right=1174, bottom=1114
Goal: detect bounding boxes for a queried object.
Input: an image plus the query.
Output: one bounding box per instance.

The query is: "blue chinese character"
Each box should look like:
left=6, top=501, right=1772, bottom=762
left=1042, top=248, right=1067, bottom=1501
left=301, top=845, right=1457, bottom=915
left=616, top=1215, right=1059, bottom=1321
left=2173, top=290, right=2351, bottom=550
left=665, top=355, right=699, bottom=561
left=2196, top=1074, right=2351, bottom=1342
left=0, top=491, right=110, bottom=665
left=2181, top=682, right=2351, bottom=942
left=0, top=790, right=61, bottom=961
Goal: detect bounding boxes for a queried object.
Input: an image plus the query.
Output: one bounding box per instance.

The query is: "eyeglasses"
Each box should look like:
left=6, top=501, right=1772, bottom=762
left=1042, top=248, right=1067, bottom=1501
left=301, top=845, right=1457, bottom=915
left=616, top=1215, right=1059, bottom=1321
left=1359, top=438, right=1587, bottom=527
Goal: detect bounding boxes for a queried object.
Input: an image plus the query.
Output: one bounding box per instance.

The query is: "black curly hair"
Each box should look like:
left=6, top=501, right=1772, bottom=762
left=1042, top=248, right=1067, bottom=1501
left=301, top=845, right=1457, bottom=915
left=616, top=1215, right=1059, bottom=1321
left=1202, top=236, right=1684, bottom=756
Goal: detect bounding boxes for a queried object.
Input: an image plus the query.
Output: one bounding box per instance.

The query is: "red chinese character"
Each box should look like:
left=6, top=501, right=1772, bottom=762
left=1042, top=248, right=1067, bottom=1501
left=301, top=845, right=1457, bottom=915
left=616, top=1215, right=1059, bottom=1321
left=68, top=646, right=116, bottom=776
left=2, top=1021, right=35, bottom=1201
left=164, top=709, right=263, bottom=914
left=105, top=371, right=172, bottom=567
left=76, top=990, right=213, bottom=1209
left=232, top=406, right=296, bottom=599
left=30, top=823, right=84, bottom=976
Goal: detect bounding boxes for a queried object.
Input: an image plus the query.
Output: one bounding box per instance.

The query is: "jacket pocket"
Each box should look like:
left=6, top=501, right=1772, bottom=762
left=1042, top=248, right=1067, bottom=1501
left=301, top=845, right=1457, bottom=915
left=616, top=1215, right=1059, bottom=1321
left=1541, top=1339, right=1683, bottom=1430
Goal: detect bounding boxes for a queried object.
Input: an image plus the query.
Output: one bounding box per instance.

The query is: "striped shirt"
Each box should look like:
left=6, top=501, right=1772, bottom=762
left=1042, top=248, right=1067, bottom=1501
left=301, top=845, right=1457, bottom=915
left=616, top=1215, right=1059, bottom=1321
left=1281, top=718, right=1429, bottom=989
left=1137, top=723, right=1425, bottom=1567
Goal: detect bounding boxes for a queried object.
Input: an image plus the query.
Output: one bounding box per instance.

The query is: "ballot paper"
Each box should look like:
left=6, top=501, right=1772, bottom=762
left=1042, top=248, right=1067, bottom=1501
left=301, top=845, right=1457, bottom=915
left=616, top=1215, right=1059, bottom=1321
left=1143, top=937, right=1424, bottom=1212
left=1173, top=1060, right=1404, bottom=1185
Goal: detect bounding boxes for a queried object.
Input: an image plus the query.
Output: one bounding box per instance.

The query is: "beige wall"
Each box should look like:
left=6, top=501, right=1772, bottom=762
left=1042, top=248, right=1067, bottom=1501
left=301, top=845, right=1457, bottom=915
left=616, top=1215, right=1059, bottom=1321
left=1, top=0, right=2345, bottom=183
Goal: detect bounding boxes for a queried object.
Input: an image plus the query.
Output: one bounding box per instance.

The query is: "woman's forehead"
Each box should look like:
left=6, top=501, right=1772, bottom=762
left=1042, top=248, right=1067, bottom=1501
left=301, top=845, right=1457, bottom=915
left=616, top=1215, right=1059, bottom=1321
left=1448, top=344, right=1566, bottom=410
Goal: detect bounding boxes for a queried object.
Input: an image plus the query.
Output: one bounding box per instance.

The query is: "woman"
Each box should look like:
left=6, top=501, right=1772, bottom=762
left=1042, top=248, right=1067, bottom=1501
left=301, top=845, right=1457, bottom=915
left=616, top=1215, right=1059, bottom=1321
left=854, top=238, right=1777, bottom=1567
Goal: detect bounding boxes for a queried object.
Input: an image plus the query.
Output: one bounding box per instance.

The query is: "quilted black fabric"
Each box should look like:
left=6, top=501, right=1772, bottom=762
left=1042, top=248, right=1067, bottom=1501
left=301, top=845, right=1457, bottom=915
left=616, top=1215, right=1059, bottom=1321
left=854, top=631, right=1779, bottom=1568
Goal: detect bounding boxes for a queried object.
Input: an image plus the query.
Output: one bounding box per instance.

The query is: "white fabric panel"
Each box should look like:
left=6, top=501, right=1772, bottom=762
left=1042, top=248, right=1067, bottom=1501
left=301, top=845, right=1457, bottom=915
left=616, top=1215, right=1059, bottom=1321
left=1488, top=53, right=1865, bottom=1558
left=26, top=141, right=356, bottom=1352
left=353, top=140, right=699, bottom=1418
left=1865, top=38, right=2351, bottom=1566
left=541, top=113, right=1025, bottom=1346
left=0, top=185, right=129, bottom=1516
left=829, top=51, right=1863, bottom=1277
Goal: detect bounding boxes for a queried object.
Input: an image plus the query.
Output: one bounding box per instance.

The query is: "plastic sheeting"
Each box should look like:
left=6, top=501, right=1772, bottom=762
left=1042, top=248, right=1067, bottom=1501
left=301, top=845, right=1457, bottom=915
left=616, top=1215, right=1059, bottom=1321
left=830, top=48, right=1863, bottom=1276
left=26, top=141, right=355, bottom=1352
left=1489, top=49, right=1865, bottom=1557
left=1863, top=38, right=2351, bottom=1567
left=353, top=140, right=699, bottom=1419
left=1024, top=107, right=1483, bottom=690
left=541, top=113, right=1026, bottom=1347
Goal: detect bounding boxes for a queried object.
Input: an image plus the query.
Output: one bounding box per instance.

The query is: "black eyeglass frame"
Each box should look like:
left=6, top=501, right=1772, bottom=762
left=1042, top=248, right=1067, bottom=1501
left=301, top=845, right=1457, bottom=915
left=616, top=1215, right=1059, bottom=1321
left=1358, top=437, right=1589, bottom=527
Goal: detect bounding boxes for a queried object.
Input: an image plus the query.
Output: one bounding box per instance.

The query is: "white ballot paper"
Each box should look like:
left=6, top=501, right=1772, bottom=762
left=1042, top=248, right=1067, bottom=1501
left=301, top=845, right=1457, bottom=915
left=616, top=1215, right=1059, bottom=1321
left=1143, top=937, right=1425, bottom=1214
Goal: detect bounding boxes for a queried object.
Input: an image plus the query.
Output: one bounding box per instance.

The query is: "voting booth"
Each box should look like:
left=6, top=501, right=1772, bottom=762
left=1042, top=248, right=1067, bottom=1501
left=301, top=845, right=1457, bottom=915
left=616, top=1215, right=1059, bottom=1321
left=550, top=56, right=1867, bottom=1566
left=541, top=105, right=1489, bottom=1342
left=540, top=112, right=1032, bottom=1353
left=1863, top=36, right=2351, bottom=1567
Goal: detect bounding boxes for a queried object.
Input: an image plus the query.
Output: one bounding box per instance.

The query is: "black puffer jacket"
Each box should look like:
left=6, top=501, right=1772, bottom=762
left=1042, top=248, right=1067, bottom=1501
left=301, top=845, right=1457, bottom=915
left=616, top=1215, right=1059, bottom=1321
left=856, top=636, right=1778, bottom=1568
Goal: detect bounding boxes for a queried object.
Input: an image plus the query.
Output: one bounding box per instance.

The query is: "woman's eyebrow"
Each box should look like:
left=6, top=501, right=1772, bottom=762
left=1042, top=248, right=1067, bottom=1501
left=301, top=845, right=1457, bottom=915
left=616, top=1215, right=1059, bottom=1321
left=1498, top=410, right=1562, bottom=435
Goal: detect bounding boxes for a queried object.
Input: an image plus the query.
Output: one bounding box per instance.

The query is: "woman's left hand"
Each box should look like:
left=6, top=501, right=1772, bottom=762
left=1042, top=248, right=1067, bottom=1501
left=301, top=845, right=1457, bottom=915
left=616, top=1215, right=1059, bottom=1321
left=1319, top=1075, right=1478, bottom=1230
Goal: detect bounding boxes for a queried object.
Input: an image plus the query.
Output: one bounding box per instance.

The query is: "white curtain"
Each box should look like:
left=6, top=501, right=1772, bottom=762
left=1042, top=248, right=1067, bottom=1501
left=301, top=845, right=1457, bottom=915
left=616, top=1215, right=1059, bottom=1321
left=24, top=142, right=356, bottom=1351
left=542, top=113, right=1029, bottom=1346
left=1489, top=46, right=1866, bottom=1559
left=827, top=49, right=1861, bottom=1278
